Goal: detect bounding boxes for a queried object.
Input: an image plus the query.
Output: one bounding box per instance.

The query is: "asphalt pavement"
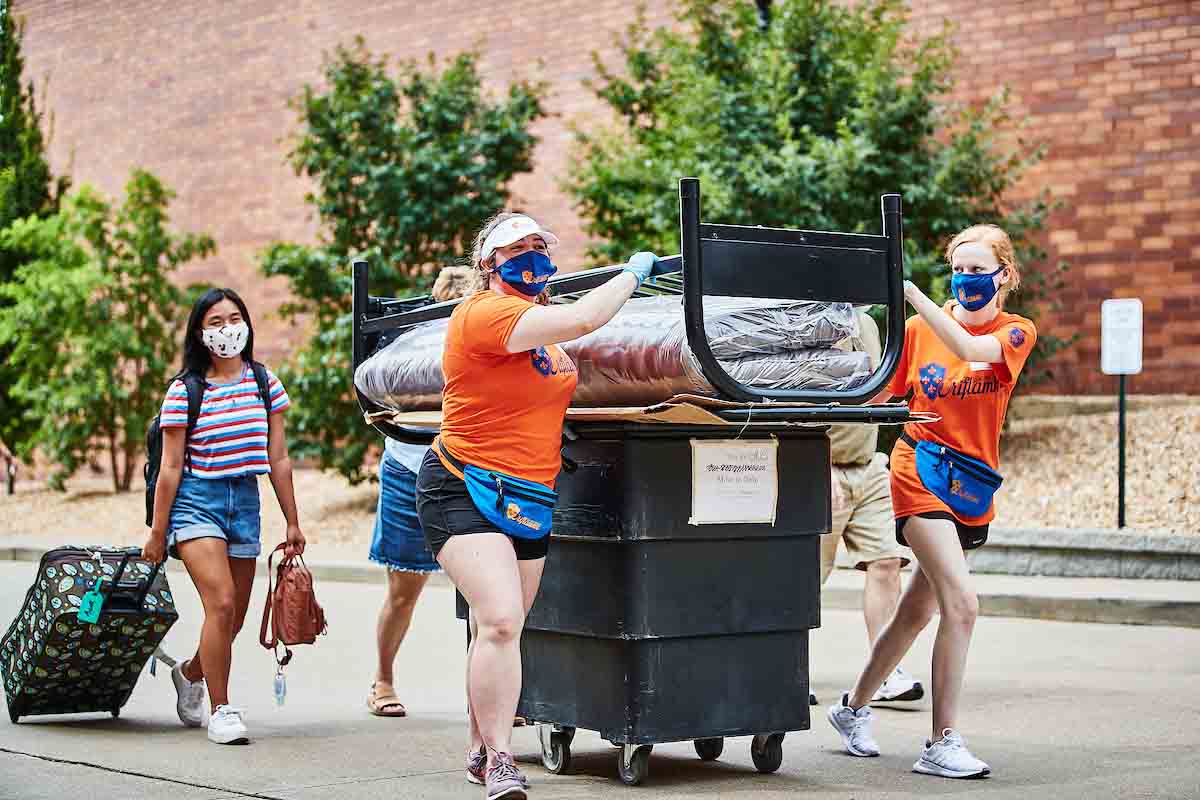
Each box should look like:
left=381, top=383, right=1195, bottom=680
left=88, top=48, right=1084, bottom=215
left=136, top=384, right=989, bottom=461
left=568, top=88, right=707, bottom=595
left=0, top=560, right=1198, bottom=800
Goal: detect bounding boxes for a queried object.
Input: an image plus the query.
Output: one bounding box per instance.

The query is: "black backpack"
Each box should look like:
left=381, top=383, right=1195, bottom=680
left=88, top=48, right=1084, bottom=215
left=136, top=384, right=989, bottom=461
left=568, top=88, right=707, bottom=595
left=144, top=363, right=272, bottom=527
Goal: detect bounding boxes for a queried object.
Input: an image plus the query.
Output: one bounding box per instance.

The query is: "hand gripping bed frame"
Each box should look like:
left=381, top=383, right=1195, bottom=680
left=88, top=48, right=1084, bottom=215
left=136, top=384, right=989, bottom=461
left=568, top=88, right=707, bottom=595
left=349, top=178, right=916, bottom=787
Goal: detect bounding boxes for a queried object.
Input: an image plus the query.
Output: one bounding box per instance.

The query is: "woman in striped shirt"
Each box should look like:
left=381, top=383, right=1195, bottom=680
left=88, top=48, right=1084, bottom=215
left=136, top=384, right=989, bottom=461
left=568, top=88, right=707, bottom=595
left=141, top=288, right=305, bottom=746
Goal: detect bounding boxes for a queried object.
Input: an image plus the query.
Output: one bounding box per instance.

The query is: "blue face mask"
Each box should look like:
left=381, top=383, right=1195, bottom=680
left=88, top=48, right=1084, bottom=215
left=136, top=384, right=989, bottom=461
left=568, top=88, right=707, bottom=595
left=494, top=250, right=557, bottom=296
left=950, top=268, right=1003, bottom=311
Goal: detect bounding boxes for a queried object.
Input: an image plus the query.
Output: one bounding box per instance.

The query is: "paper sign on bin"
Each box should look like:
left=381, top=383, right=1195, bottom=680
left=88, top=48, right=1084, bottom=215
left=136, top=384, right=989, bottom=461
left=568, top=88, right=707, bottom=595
left=689, top=438, right=779, bottom=525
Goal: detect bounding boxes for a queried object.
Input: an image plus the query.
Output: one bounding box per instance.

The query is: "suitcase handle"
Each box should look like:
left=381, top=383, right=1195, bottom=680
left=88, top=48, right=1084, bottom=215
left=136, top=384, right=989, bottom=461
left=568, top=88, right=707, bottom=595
left=103, top=548, right=162, bottom=611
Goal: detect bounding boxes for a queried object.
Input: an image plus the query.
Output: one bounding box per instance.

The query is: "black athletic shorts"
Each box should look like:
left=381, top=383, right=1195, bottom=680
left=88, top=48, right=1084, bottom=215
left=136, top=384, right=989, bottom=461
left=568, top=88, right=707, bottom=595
left=414, top=449, right=550, bottom=561
left=896, top=512, right=989, bottom=551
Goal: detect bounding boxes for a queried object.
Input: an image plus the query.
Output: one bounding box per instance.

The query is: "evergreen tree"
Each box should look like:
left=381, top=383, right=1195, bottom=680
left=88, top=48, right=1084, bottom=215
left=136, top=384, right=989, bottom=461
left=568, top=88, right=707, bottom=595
left=0, top=0, right=70, bottom=452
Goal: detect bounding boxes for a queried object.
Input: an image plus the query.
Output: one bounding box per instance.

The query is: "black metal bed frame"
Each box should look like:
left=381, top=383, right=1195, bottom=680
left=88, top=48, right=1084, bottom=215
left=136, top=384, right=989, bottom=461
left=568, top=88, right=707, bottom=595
left=351, top=177, right=911, bottom=443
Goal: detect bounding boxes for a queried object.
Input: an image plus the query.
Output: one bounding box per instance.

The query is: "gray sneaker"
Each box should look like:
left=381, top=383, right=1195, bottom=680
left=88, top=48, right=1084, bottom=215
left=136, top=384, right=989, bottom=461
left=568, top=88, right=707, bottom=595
left=913, top=728, right=990, bottom=779
left=485, top=751, right=528, bottom=799
left=467, top=747, right=487, bottom=785
left=827, top=693, right=881, bottom=757
left=170, top=663, right=206, bottom=728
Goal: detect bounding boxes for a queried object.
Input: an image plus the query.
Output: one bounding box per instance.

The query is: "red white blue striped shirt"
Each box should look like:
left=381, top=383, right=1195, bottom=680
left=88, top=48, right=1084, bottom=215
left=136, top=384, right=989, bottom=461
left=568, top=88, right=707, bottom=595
left=159, top=365, right=290, bottom=479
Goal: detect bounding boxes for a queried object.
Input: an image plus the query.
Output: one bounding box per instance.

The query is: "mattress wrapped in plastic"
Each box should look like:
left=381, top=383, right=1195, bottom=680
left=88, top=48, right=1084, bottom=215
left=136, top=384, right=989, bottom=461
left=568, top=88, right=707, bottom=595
left=355, top=295, right=867, bottom=411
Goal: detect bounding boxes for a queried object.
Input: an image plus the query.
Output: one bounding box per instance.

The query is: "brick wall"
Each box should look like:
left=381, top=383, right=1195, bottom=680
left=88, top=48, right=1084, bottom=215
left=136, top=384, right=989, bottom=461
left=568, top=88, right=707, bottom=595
left=14, top=0, right=1200, bottom=393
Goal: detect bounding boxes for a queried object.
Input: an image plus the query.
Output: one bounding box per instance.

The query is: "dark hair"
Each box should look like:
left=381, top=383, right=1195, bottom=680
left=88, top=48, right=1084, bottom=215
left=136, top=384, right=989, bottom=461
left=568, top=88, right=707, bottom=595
left=175, top=288, right=256, bottom=381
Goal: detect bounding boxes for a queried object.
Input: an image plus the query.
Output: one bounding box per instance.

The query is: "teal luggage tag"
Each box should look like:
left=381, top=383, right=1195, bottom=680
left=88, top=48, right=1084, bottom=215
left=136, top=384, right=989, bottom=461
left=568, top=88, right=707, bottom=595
left=77, top=577, right=106, bottom=624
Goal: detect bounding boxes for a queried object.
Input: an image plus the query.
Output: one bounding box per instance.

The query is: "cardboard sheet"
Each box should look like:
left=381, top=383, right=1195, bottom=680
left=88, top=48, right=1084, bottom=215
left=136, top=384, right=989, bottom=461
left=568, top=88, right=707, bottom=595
left=364, top=399, right=938, bottom=430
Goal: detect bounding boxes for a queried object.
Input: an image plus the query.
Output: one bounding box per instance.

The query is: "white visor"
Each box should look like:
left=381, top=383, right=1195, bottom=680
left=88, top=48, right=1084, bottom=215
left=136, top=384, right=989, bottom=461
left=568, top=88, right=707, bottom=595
left=480, top=215, right=560, bottom=263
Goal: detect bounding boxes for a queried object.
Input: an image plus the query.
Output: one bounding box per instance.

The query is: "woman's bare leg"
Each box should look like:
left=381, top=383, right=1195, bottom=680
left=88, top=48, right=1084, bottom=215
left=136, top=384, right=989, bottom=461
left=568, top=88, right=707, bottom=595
left=895, top=516, right=979, bottom=738
left=438, top=533, right=526, bottom=764
left=177, top=538, right=238, bottom=711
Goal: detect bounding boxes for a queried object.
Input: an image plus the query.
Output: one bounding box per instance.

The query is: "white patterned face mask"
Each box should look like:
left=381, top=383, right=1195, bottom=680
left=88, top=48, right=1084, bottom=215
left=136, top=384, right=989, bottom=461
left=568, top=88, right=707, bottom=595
left=201, top=322, right=249, bottom=358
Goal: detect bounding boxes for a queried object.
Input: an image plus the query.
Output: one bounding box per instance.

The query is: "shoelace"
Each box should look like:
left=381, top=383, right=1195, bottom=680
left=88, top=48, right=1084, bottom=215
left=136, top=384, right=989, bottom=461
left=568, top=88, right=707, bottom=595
left=487, top=753, right=522, bottom=783
left=216, top=706, right=245, bottom=721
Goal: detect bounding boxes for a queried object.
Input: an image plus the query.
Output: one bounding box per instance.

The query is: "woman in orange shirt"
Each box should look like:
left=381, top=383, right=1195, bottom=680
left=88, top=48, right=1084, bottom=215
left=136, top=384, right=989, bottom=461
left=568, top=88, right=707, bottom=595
left=415, top=211, right=657, bottom=800
left=828, top=225, right=1036, bottom=780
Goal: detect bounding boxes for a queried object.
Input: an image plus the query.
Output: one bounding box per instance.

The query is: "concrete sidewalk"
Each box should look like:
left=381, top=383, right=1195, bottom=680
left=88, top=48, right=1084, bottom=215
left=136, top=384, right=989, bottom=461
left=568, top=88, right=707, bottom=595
left=3, top=540, right=1196, bottom=627
left=1, top=561, right=1198, bottom=799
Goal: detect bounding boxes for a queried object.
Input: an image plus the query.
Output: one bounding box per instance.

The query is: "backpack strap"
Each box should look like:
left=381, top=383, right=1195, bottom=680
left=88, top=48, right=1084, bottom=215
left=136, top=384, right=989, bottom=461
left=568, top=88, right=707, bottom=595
left=181, top=373, right=206, bottom=473
left=260, top=542, right=293, bottom=667
left=250, top=361, right=273, bottom=413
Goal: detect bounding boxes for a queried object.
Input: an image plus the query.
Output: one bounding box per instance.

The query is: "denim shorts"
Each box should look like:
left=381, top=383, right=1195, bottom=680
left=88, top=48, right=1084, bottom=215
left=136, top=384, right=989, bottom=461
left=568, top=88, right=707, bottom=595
left=167, top=472, right=262, bottom=559
left=370, top=453, right=441, bottom=574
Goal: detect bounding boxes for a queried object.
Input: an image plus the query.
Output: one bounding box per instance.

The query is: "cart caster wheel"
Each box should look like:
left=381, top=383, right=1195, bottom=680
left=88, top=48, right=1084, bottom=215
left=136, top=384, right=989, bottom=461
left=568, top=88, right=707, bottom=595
left=751, top=733, right=784, bottom=774
left=110, top=707, right=120, bottom=719
left=694, top=737, right=724, bottom=761
left=617, top=744, right=653, bottom=786
left=538, top=724, right=575, bottom=775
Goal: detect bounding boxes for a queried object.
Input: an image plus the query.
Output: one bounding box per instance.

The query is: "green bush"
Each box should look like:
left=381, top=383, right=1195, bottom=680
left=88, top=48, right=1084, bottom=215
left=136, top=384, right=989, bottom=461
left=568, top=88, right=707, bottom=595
left=567, top=0, right=1071, bottom=386
left=0, top=170, right=214, bottom=490
left=262, top=39, right=544, bottom=483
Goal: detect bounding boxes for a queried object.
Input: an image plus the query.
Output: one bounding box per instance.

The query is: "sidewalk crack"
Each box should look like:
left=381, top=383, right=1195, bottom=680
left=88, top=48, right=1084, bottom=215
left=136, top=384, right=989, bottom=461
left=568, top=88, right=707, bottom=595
left=0, top=747, right=288, bottom=800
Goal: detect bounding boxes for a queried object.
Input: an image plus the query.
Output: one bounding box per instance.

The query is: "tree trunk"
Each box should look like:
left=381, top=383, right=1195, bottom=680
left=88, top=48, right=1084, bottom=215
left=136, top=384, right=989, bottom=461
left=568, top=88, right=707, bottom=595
left=107, top=430, right=120, bottom=493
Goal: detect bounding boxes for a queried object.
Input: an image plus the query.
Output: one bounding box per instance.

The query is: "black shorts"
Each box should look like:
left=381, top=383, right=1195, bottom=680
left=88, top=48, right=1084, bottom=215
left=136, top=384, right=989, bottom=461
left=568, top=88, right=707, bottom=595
left=896, top=512, right=989, bottom=551
left=414, top=450, right=550, bottom=561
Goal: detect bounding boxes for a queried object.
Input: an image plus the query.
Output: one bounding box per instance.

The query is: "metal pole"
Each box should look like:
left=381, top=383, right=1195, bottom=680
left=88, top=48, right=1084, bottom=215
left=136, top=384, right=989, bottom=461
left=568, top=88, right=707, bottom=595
left=1118, top=374, right=1126, bottom=529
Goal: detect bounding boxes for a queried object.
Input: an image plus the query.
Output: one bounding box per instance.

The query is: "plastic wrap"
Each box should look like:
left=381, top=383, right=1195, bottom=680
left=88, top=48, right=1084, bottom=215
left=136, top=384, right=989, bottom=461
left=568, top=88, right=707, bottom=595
left=355, top=318, right=450, bottom=412
left=355, top=295, right=866, bottom=410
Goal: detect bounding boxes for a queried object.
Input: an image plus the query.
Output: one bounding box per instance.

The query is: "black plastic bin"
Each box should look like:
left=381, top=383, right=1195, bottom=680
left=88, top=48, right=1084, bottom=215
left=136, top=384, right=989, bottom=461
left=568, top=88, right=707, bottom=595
left=456, top=421, right=829, bottom=784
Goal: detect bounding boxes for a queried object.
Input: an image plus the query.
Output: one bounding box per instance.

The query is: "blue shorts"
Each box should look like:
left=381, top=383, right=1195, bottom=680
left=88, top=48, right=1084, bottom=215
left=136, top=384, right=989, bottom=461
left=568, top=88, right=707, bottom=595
left=167, top=472, right=262, bottom=559
left=370, top=453, right=440, bottom=574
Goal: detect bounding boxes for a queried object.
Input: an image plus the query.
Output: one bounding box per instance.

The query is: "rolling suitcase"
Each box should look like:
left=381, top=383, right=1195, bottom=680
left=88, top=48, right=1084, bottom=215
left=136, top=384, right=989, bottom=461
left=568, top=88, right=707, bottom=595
left=1, top=545, right=178, bottom=723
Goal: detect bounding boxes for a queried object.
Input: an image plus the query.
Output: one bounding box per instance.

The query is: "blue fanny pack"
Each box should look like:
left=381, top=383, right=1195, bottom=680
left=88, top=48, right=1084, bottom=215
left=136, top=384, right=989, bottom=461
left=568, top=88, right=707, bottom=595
left=902, top=433, right=1003, bottom=518
left=434, top=439, right=556, bottom=540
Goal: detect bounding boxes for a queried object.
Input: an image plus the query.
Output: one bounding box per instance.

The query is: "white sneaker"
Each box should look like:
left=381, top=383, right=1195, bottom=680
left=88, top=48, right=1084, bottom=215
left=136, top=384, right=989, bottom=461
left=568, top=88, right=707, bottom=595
left=170, top=663, right=207, bottom=728
left=827, top=693, right=881, bottom=757
left=207, top=705, right=249, bottom=745
left=913, top=728, right=990, bottom=778
left=872, top=666, right=925, bottom=703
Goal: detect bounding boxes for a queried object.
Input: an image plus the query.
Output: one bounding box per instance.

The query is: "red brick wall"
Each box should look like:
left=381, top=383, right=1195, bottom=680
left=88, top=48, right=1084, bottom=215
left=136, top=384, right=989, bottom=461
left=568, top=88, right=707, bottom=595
left=14, top=0, right=1200, bottom=393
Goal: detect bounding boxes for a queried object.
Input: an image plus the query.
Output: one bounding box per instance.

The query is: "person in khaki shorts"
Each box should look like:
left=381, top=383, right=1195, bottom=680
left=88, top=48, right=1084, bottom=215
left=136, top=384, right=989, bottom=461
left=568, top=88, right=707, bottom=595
left=818, top=311, right=923, bottom=704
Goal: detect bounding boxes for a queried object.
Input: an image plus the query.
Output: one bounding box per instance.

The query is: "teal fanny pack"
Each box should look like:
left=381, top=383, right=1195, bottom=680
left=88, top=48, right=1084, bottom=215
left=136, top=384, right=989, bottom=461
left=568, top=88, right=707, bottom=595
left=434, top=439, right=556, bottom=540
left=902, top=432, right=1003, bottom=519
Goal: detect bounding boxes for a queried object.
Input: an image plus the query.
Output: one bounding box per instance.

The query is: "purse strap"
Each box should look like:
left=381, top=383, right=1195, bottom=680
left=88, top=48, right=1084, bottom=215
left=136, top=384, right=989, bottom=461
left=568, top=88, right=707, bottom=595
left=259, top=542, right=293, bottom=667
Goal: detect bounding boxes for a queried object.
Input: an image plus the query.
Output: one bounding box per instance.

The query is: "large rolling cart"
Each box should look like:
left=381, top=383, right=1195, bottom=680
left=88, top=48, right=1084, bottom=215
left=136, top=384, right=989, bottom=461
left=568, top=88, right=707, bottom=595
left=351, top=178, right=918, bottom=785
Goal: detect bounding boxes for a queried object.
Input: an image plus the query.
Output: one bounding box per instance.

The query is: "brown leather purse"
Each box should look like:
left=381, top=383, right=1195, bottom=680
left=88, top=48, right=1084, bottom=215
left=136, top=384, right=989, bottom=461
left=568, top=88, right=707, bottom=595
left=259, top=543, right=328, bottom=666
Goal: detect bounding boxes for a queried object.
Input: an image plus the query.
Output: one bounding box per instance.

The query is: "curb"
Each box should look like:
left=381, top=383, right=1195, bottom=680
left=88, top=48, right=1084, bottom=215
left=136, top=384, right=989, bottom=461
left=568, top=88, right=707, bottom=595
left=968, top=527, right=1200, bottom=581
left=2, top=544, right=1194, bottom=628
left=819, top=586, right=1199, bottom=628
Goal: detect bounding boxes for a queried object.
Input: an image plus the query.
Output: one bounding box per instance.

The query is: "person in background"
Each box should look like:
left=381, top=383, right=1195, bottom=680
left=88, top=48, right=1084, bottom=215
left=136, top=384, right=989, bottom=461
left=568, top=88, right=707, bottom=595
left=827, top=225, right=1036, bottom=779
left=815, top=309, right=923, bottom=706
left=142, top=288, right=305, bottom=746
left=366, top=266, right=474, bottom=718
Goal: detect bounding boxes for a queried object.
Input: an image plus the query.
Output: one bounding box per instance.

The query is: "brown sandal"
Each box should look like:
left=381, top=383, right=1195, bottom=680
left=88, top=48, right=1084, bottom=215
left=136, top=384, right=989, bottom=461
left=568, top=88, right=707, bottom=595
left=367, top=682, right=407, bottom=717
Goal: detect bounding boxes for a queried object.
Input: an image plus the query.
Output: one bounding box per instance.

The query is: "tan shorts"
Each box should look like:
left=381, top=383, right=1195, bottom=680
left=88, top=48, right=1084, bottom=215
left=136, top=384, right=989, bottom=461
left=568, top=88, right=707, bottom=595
left=820, top=452, right=910, bottom=584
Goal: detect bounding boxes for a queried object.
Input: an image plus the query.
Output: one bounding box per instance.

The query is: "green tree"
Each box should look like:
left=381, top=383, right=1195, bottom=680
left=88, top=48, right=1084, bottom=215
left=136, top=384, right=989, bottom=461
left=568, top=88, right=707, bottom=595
left=568, top=0, right=1070, bottom=385
left=1, top=0, right=72, bottom=450
left=262, top=39, right=544, bottom=482
left=0, top=170, right=215, bottom=491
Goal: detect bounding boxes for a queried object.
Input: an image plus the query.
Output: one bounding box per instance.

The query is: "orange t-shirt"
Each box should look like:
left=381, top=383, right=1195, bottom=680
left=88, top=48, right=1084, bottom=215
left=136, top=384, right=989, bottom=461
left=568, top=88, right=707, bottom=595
left=887, top=303, right=1037, bottom=525
left=439, top=292, right=579, bottom=487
